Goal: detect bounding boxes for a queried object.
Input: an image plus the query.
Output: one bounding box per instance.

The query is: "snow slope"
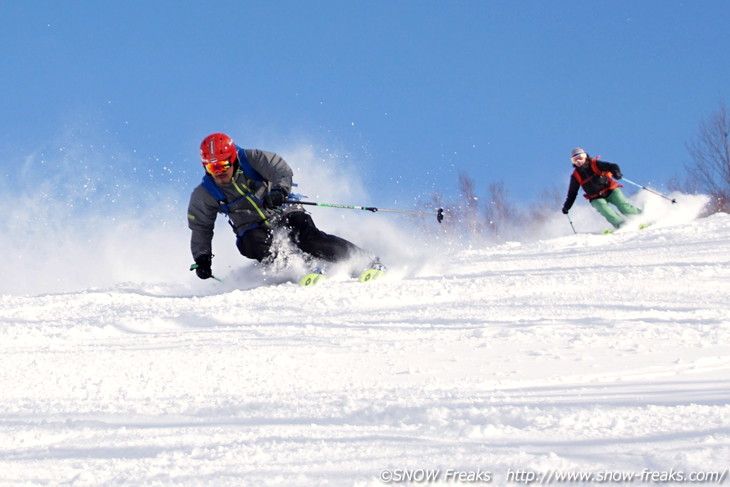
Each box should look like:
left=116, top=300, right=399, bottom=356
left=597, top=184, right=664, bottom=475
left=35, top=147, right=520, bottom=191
left=1, top=212, right=729, bottom=486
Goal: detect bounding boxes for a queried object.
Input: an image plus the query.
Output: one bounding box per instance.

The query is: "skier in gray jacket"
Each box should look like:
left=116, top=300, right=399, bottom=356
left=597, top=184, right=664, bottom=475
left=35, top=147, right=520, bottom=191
left=188, top=133, right=369, bottom=280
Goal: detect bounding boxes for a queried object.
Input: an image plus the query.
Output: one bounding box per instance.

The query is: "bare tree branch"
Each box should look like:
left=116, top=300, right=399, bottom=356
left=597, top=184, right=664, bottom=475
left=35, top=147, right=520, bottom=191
left=685, top=101, right=730, bottom=213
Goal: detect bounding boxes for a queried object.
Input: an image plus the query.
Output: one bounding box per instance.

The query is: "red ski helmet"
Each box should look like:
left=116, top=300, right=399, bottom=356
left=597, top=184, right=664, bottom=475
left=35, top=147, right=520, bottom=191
left=200, top=133, right=237, bottom=173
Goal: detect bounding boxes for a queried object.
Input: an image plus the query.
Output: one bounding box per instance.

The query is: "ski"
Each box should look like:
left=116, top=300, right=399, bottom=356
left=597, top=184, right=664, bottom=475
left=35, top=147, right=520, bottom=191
left=299, top=271, right=326, bottom=287
left=593, top=222, right=651, bottom=235
left=359, top=263, right=387, bottom=283
left=298, top=262, right=387, bottom=286
left=608, top=223, right=651, bottom=234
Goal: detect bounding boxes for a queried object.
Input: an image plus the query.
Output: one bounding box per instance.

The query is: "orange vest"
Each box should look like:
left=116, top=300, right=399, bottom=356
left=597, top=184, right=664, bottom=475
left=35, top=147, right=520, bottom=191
left=572, top=158, right=621, bottom=199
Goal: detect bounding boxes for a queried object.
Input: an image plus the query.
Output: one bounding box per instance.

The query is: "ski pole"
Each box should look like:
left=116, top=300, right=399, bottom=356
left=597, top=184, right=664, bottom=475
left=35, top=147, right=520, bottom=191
left=565, top=212, right=577, bottom=234
left=622, top=178, right=677, bottom=204
left=288, top=200, right=444, bottom=223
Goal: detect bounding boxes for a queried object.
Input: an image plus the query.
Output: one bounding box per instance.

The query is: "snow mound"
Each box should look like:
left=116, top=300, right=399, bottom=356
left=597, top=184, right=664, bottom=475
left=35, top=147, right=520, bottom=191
left=1, top=214, right=728, bottom=485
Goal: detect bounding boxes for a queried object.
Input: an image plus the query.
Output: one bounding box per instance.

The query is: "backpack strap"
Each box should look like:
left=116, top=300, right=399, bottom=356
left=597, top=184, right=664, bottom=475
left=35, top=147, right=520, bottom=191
left=587, top=157, right=621, bottom=196
left=590, top=157, right=601, bottom=175
left=236, top=147, right=265, bottom=185
left=200, top=173, right=271, bottom=234
left=201, top=175, right=226, bottom=207
left=201, top=174, right=238, bottom=216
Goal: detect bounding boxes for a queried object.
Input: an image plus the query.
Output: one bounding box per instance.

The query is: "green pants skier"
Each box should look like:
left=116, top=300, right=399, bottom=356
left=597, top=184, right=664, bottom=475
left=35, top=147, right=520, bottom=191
left=562, top=148, right=642, bottom=229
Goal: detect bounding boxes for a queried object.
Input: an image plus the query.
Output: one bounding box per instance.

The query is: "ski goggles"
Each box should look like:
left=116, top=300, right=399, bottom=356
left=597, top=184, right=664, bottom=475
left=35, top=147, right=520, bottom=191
left=571, top=152, right=586, bottom=161
left=202, top=159, right=232, bottom=174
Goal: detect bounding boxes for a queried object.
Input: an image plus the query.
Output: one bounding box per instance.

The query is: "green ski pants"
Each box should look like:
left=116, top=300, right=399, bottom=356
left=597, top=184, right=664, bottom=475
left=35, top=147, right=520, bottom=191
left=590, top=189, right=642, bottom=229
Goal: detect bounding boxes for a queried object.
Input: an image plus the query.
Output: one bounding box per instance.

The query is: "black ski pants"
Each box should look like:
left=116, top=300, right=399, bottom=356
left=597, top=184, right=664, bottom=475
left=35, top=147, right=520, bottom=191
left=236, top=211, right=363, bottom=263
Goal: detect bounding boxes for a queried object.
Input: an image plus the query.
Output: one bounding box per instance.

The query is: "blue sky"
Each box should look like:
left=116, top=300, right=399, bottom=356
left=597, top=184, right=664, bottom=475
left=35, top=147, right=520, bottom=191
left=2, top=0, right=729, bottom=211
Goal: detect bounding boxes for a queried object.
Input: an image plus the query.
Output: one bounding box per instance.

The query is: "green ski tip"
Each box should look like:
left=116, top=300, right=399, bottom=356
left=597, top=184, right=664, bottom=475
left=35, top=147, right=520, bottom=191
left=300, top=272, right=326, bottom=287
left=359, top=268, right=386, bottom=283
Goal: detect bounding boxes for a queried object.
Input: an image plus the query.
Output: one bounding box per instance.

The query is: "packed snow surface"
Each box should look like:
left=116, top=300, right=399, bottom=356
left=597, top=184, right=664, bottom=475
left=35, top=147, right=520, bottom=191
left=1, top=212, right=729, bottom=486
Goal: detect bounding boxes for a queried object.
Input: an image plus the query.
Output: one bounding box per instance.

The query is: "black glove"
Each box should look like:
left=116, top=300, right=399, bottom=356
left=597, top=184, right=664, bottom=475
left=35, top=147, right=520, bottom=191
left=263, top=187, right=288, bottom=209
left=613, top=169, right=623, bottom=180
left=562, top=207, right=569, bottom=215
left=192, top=254, right=212, bottom=280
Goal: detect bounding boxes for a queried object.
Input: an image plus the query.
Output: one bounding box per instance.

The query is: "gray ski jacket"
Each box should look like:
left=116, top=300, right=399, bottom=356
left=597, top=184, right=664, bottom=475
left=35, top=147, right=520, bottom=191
left=187, top=148, right=298, bottom=259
